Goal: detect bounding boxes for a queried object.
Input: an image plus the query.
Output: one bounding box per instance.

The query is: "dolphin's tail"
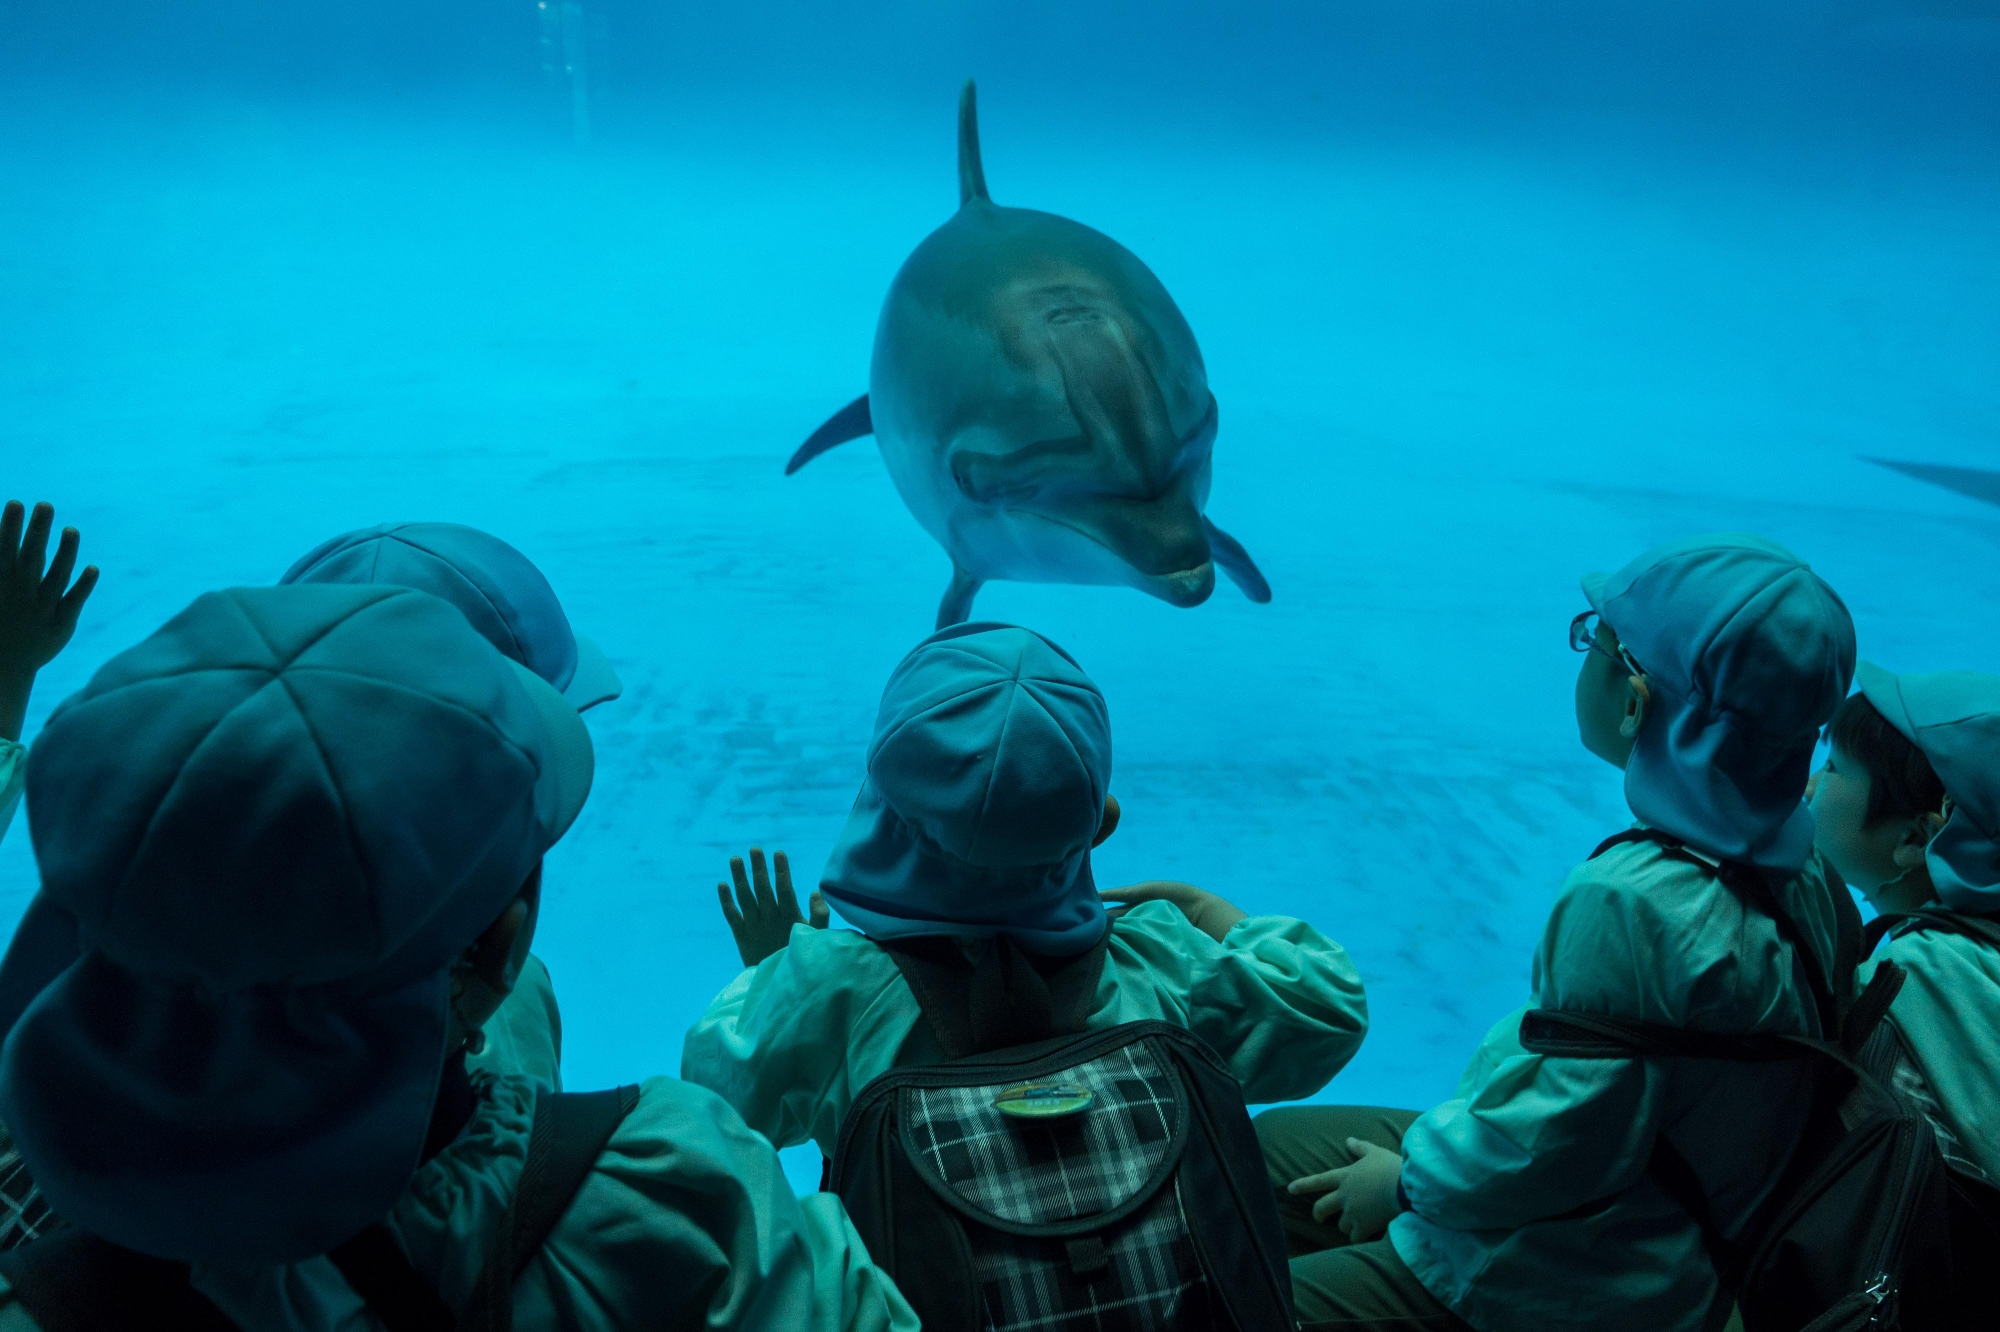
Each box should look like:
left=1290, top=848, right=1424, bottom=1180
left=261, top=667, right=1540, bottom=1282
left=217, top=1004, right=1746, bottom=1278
left=958, top=79, right=990, bottom=206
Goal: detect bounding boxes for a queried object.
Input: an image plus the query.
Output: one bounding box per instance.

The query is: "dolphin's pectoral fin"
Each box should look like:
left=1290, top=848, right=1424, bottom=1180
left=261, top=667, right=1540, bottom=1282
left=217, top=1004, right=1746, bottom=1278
left=785, top=395, right=873, bottom=475
left=1203, top=518, right=1272, bottom=604
left=936, top=565, right=984, bottom=629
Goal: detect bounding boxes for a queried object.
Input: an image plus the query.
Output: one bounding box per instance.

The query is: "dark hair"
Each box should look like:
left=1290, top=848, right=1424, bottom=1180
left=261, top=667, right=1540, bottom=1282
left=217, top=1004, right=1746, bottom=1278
left=1827, top=694, right=1946, bottom=828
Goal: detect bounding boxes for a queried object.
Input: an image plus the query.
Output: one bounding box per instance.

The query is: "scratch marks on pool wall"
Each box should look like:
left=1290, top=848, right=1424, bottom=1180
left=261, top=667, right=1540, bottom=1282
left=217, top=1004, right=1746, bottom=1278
left=787, top=79, right=1272, bottom=629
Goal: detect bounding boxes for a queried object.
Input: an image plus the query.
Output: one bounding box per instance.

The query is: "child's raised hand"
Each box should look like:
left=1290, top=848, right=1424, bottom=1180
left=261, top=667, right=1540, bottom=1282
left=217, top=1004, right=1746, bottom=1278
left=0, top=501, right=100, bottom=743
left=1287, top=1138, right=1407, bottom=1242
left=717, top=847, right=829, bottom=969
left=1099, top=880, right=1248, bottom=943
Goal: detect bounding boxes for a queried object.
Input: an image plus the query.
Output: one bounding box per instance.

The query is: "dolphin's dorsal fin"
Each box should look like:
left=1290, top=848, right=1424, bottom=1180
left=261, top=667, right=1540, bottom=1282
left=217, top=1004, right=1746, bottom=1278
left=958, top=79, right=990, bottom=206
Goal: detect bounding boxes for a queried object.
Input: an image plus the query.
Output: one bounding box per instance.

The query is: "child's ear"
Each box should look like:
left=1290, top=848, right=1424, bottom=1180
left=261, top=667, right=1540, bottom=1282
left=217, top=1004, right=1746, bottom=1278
left=1092, top=794, right=1122, bottom=849
left=1618, top=676, right=1652, bottom=741
left=1892, top=808, right=1948, bottom=871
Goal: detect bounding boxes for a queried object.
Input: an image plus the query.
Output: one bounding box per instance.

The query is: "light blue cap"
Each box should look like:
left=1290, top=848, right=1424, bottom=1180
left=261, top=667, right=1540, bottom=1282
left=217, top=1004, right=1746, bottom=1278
left=819, top=623, right=1111, bottom=956
left=1856, top=663, right=2000, bottom=915
left=1583, top=534, right=1855, bottom=871
left=0, top=585, right=591, bottom=1264
left=282, top=522, right=621, bottom=711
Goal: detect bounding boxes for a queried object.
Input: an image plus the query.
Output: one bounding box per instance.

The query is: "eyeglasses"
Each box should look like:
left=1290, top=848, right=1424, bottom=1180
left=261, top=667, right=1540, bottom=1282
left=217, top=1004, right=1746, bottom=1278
left=1570, top=611, right=1645, bottom=676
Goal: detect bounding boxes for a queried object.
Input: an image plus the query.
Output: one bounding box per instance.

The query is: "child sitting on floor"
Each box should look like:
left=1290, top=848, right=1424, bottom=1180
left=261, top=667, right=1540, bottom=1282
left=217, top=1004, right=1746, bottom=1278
left=0, top=582, right=912, bottom=1330
left=279, top=520, right=624, bottom=1091
left=1256, top=533, right=1856, bottom=1332
left=680, top=620, right=1370, bottom=1159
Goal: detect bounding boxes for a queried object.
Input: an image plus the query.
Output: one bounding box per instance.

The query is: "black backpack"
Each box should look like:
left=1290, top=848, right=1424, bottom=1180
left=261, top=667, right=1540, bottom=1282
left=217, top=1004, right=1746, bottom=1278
left=0, top=1084, right=639, bottom=1332
left=1519, top=829, right=1966, bottom=1332
left=1861, top=907, right=2000, bottom=1315
left=829, top=934, right=1295, bottom=1332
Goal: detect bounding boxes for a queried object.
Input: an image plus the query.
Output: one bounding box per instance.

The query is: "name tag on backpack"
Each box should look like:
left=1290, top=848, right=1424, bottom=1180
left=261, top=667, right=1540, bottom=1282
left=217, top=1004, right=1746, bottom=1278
left=993, top=1082, right=1094, bottom=1120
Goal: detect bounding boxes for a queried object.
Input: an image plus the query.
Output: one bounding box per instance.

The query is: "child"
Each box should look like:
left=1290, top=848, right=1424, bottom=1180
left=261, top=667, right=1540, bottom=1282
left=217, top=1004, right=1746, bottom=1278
left=680, top=620, right=1369, bottom=1159
left=281, top=520, right=625, bottom=1092
left=1808, top=666, right=2000, bottom=1185
left=1257, top=534, right=1856, bottom=1332
left=0, top=583, right=914, bottom=1330
left=279, top=521, right=622, bottom=712
left=0, top=519, right=607, bottom=1090
left=0, top=501, right=98, bottom=841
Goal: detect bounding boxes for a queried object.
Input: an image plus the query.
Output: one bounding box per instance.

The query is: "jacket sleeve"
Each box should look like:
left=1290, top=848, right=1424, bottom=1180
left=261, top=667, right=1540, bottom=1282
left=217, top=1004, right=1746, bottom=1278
left=680, top=927, right=917, bottom=1155
left=0, top=740, right=23, bottom=844
left=530, top=1077, right=919, bottom=1332
left=1397, top=866, right=1670, bottom=1230
left=467, top=953, right=563, bottom=1091
left=1112, top=904, right=1369, bottom=1104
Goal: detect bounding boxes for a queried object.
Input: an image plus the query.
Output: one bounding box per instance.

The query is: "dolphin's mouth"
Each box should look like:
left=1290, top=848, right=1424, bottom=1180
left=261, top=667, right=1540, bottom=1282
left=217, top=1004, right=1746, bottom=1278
left=1008, top=509, right=1216, bottom=607
left=1140, top=562, right=1216, bottom=608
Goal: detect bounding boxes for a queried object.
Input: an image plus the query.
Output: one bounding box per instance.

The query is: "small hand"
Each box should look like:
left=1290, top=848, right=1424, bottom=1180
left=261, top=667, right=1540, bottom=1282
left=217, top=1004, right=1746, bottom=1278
left=0, top=501, right=98, bottom=675
left=0, top=501, right=99, bottom=743
left=717, top=848, right=829, bottom=969
left=1287, top=1139, right=1406, bottom=1242
left=1099, top=880, right=1248, bottom=943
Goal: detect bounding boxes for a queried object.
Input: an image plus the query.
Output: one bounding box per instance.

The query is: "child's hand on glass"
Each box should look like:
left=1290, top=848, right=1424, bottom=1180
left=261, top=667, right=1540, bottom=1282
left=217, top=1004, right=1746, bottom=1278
left=0, top=501, right=99, bottom=743
left=1287, top=1138, right=1406, bottom=1242
left=717, top=847, right=829, bottom=968
left=1099, top=880, right=1248, bottom=942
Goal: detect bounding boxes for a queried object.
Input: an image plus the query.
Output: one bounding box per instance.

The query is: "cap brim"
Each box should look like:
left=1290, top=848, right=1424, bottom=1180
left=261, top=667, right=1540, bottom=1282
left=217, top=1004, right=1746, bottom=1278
left=563, top=633, right=623, bottom=712
left=505, top=660, right=595, bottom=844
left=1854, top=661, right=1919, bottom=746
left=1580, top=571, right=1611, bottom=612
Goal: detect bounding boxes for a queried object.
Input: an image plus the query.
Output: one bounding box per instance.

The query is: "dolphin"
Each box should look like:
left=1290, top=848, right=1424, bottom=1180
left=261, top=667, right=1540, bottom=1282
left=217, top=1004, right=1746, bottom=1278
left=787, top=80, right=1271, bottom=629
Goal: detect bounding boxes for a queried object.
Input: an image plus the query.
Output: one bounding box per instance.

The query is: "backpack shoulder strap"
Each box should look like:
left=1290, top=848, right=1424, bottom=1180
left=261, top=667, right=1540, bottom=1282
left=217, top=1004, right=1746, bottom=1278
left=880, top=933, right=1110, bottom=1059
left=1520, top=961, right=1907, bottom=1068
left=1589, top=827, right=1675, bottom=860
left=1587, top=828, right=1845, bottom=1040
left=460, top=1084, right=643, bottom=1332
left=880, top=935, right=981, bottom=1059
left=1519, top=1008, right=1818, bottom=1062
left=1711, top=858, right=1845, bottom=1041
left=1863, top=906, right=2000, bottom=958
left=0, top=1228, right=242, bottom=1332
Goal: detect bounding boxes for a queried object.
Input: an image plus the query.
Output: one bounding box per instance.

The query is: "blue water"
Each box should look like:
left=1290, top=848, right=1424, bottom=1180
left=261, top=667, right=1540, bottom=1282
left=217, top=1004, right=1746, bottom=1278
left=5, top=2, right=1999, bottom=1193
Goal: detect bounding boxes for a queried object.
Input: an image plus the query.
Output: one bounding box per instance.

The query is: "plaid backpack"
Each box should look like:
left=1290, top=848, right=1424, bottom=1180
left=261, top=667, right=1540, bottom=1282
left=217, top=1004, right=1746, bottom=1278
left=1519, top=829, right=1979, bottom=1332
left=830, top=934, right=1295, bottom=1332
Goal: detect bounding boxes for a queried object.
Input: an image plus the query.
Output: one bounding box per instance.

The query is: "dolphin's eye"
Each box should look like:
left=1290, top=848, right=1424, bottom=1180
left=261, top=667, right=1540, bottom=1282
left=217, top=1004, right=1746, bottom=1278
left=1175, top=396, right=1219, bottom=473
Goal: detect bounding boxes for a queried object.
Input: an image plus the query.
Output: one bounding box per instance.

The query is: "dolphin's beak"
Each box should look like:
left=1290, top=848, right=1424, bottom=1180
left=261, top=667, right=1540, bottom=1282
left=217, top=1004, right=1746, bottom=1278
left=1025, top=485, right=1216, bottom=607
left=1138, top=562, right=1216, bottom=607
